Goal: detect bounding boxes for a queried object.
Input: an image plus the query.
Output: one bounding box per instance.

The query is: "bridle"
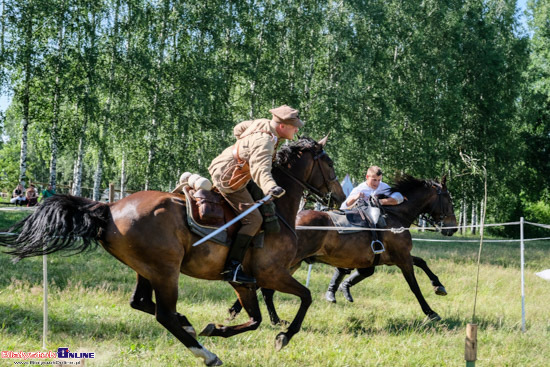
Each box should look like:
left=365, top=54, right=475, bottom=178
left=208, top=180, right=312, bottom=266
left=419, top=184, right=455, bottom=230
left=274, top=148, right=338, bottom=207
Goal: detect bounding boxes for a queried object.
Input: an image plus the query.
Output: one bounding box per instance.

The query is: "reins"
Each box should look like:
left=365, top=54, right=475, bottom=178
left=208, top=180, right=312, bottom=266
left=418, top=184, right=453, bottom=231
left=381, top=182, right=452, bottom=232
left=272, top=147, right=338, bottom=238
left=274, top=149, right=337, bottom=207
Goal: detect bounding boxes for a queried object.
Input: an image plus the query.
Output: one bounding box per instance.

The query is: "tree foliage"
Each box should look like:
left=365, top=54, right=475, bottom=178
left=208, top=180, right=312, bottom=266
left=0, top=0, right=546, bottom=233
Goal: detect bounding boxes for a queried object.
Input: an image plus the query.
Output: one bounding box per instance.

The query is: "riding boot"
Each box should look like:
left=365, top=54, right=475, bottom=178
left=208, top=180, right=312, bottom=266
left=222, top=233, right=256, bottom=284
left=338, top=270, right=370, bottom=303
left=325, top=268, right=348, bottom=303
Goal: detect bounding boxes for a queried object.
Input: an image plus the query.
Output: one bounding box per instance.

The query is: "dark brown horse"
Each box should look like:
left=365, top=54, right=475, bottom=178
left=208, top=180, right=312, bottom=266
left=229, top=176, right=457, bottom=325
left=0, top=137, right=346, bottom=366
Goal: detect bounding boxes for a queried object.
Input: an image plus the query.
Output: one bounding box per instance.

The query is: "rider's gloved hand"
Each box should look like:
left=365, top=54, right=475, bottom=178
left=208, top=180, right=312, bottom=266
left=269, top=186, right=286, bottom=198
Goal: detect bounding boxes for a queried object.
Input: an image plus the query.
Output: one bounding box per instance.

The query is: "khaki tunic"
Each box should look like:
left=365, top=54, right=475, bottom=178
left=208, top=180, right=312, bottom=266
left=209, top=118, right=280, bottom=195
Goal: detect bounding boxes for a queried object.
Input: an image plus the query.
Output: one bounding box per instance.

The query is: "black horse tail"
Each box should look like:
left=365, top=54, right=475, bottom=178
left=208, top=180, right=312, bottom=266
left=0, top=195, right=111, bottom=261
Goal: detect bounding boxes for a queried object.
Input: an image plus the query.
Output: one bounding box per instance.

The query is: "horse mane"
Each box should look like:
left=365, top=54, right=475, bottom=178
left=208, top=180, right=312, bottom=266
left=390, top=175, right=438, bottom=196
left=275, top=136, right=319, bottom=167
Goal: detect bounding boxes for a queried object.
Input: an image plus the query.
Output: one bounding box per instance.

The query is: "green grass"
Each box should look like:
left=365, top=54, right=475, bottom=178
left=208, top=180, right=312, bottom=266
left=1, top=213, right=549, bottom=366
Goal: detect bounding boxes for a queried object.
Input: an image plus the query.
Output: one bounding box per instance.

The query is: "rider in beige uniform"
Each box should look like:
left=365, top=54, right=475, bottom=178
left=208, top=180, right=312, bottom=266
left=209, top=105, right=303, bottom=283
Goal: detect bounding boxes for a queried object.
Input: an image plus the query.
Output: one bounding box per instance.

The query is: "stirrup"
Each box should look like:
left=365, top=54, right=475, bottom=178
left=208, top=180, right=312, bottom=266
left=223, top=263, right=256, bottom=284
left=371, top=240, right=385, bottom=254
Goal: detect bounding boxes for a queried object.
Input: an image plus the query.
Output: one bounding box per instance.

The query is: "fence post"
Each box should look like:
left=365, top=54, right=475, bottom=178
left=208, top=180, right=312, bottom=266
left=520, top=216, right=526, bottom=333
left=109, top=183, right=115, bottom=203
left=465, top=323, right=477, bottom=366
left=306, top=264, right=313, bottom=287
left=43, top=251, right=48, bottom=349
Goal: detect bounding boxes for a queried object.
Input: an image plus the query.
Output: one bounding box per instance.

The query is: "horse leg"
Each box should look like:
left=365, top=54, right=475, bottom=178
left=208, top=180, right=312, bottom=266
left=412, top=255, right=447, bottom=296
left=228, top=262, right=301, bottom=326
left=130, top=273, right=196, bottom=337
left=261, top=288, right=289, bottom=327
left=226, top=287, right=280, bottom=326
left=226, top=287, right=283, bottom=326
left=397, top=260, right=441, bottom=322
left=200, top=284, right=263, bottom=337
left=130, top=273, right=155, bottom=314
left=151, top=277, right=221, bottom=366
left=227, top=297, right=243, bottom=321
left=265, top=274, right=312, bottom=351
left=261, top=261, right=303, bottom=327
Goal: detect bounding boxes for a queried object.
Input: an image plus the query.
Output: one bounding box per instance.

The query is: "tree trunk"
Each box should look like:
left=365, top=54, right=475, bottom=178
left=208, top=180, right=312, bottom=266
left=93, top=0, right=119, bottom=200
left=458, top=199, right=463, bottom=235
left=49, top=2, right=67, bottom=191
left=73, top=115, right=86, bottom=196
left=1, top=0, right=5, bottom=55
left=120, top=152, right=125, bottom=198
left=145, top=0, right=170, bottom=190
left=18, top=2, right=33, bottom=187
left=92, top=150, right=103, bottom=200
left=471, top=204, right=477, bottom=235
left=462, top=201, right=468, bottom=235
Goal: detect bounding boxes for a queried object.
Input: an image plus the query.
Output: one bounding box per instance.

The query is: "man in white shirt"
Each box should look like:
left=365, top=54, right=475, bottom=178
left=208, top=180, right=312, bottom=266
left=340, top=166, right=403, bottom=209
left=326, top=166, right=404, bottom=303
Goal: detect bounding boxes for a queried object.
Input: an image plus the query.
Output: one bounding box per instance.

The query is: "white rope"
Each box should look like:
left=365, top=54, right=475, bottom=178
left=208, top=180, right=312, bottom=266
left=525, top=221, right=550, bottom=230
left=296, top=221, right=521, bottom=232
left=411, top=236, right=550, bottom=243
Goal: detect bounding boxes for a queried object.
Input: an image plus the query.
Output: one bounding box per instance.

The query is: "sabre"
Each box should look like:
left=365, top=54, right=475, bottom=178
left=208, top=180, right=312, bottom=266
left=192, top=194, right=273, bottom=247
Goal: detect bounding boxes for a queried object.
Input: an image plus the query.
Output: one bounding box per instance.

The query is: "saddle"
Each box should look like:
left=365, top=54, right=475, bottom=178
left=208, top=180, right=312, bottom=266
left=182, top=185, right=235, bottom=246
left=327, top=200, right=386, bottom=256
left=179, top=185, right=265, bottom=248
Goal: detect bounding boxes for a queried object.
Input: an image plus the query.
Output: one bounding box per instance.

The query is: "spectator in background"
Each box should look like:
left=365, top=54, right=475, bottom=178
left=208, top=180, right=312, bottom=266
left=26, top=184, right=38, bottom=207
left=10, top=184, right=27, bottom=206
left=41, top=184, right=55, bottom=202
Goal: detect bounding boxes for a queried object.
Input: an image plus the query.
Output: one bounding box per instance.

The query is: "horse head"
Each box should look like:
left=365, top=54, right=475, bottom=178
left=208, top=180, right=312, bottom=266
left=424, top=175, right=457, bottom=236
left=274, top=135, right=346, bottom=208
left=391, top=175, right=457, bottom=236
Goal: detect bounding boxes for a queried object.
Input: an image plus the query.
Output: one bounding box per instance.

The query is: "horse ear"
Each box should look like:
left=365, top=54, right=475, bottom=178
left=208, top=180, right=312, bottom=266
left=441, top=175, right=447, bottom=187
left=318, top=133, right=330, bottom=147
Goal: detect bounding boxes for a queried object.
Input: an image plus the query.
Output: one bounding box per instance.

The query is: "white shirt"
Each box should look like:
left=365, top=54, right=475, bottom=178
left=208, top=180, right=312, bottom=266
left=340, top=181, right=404, bottom=210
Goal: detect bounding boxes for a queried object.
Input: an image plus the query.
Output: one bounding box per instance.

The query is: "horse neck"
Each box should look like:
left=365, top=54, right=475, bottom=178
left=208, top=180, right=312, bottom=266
left=272, top=167, right=306, bottom=228
left=387, top=188, right=433, bottom=226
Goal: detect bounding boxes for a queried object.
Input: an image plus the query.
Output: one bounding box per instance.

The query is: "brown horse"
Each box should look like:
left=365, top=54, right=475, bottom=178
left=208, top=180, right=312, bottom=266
left=229, top=176, right=457, bottom=325
left=0, top=136, right=346, bottom=366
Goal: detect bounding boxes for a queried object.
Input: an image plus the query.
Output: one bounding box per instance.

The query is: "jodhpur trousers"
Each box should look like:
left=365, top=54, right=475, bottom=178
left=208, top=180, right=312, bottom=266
left=221, top=187, right=263, bottom=237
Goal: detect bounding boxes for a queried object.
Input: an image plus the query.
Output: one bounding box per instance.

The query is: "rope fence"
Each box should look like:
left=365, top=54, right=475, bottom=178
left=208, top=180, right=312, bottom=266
left=298, top=218, right=549, bottom=335
left=296, top=220, right=523, bottom=233
left=1, top=217, right=548, bottom=349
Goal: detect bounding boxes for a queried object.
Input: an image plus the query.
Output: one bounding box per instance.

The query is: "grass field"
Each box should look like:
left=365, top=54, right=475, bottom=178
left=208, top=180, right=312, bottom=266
left=1, top=210, right=549, bottom=366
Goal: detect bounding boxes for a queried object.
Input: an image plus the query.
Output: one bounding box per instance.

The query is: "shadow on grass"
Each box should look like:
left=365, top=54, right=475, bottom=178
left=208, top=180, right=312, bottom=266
left=303, top=313, right=522, bottom=336
left=0, top=302, right=169, bottom=341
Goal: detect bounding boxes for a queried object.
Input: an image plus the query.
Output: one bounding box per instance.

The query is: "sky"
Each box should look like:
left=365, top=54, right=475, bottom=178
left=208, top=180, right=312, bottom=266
left=0, top=0, right=531, bottom=115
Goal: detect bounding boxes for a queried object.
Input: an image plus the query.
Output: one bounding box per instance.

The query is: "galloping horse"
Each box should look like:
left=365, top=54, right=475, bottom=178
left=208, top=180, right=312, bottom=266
left=0, top=136, right=346, bottom=366
left=229, top=176, right=457, bottom=325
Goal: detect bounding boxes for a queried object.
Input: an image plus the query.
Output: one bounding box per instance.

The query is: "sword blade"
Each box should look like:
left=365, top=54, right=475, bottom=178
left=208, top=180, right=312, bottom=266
left=192, top=194, right=272, bottom=247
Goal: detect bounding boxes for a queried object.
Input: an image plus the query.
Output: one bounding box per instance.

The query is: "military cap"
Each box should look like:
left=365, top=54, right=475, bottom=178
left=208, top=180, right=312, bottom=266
left=269, top=105, right=304, bottom=128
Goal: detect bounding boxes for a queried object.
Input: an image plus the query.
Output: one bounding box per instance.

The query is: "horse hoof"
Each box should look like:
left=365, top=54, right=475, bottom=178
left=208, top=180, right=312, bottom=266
left=434, top=286, right=447, bottom=296
left=275, top=332, right=289, bottom=351
left=199, top=323, right=216, bottom=337
left=205, top=356, right=223, bottom=366
left=424, top=312, right=441, bottom=324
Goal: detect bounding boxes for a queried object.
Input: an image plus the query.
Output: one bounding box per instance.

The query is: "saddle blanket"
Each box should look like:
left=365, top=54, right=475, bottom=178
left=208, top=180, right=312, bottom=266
left=326, top=210, right=367, bottom=234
